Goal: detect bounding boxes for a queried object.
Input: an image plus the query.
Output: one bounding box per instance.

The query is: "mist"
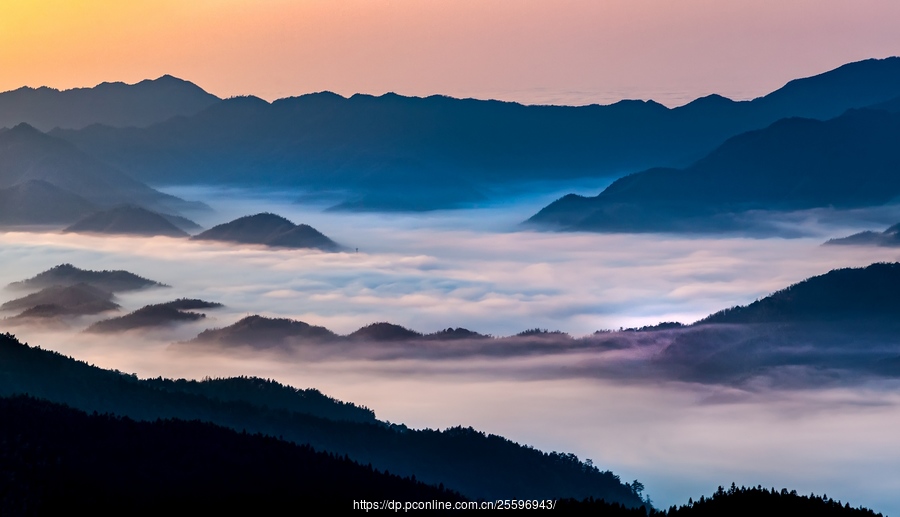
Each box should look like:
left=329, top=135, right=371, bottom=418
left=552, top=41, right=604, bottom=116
left=3, top=185, right=900, bottom=514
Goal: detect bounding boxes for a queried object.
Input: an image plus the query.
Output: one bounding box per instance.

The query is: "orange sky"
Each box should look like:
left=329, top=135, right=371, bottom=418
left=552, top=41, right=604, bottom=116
left=2, top=0, right=900, bottom=106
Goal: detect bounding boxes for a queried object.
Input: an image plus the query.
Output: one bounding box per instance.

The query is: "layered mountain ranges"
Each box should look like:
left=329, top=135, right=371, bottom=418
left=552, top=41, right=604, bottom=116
left=0, top=57, right=897, bottom=213
left=175, top=263, right=900, bottom=388
left=8, top=261, right=900, bottom=387
left=527, top=104, right=900, bottom=233
left=0, top=123, right=206, bottom=223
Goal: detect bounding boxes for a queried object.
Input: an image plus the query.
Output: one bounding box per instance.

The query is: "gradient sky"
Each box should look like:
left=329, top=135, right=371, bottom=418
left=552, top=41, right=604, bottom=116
left=2, top=0, right=900, bottom=106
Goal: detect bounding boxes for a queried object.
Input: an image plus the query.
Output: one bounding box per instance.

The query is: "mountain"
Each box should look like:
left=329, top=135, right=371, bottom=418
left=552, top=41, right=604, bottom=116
left=824, top=222, right=900, bottom=247
left=348, top=322, right=422, bottom=341
left=527, top=108, right=900, bottom=232
left=7, top=264, right=168, bottom=292
left=189, top=315, right=339, bottom=348
left=85, top=303, right=208, bottom=333
left=63, top=205, right=191, bottom=237
left=53, top=58, right=900, bottom=211
left=191, top=213, right=340, bottom=251
left=0, top=75, right=220, bottom=131
left=0, top=179, right=97, bottom=226
left=0, top=395, right=460, bottom=513
left=698, top=263, right=900, bottom=324
left=0, top=332, right=645, bottom=504
left=1, top=283, right=119, bottom=317
left=425, top=327, right=490, bottom=340
left=160, top=298, right=224, bottom=311
left=0, top=123, right=204, bottom=215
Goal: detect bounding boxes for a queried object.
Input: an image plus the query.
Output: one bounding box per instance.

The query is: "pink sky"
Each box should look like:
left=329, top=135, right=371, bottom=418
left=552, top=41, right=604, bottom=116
left=2, top=0, right=899, bottom=106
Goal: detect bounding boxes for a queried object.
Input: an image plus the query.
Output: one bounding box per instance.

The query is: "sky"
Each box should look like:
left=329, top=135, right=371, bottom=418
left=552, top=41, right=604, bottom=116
left=2, top=1, right=900, bottom=106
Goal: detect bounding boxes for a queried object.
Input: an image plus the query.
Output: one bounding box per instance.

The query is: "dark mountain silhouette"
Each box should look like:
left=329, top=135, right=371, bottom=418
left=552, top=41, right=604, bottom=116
left=7, top=263, right=167, bottom=292
left=141, top=376, right=374, bottom=424
left=85, top=303, right=208, bottom=333
left=187, top=317, right=491, bottom=349
left=0, top=332, right=644, bottom=504
left=824, top=222, right=900, bottom=247
left=191, top=213, right=340, bottom=250
left=0, top=395, right=460, bottom=514
left=0, top=75, right=220, bottom=131
left=348, top=322, right=422, bottom=341
left=425, top=327, right=490, bottom=340
left=1, top=283, right=119, bottom=316
left=528, top=108, right=900, bottom=232
left=698, top=263, right=900, bottom=324
left=160, top=298, right=224, bottom=311
left=0, top=123, right=204, bottom=215
left=0, top=180, right=97, bottom=226
left=557, top=484, right=882, bottom=516
left=53, top=57, right=900, bottom=211
left=190, top=315, right=340, bottom=348
left=63, top=205, right=191, bottom=237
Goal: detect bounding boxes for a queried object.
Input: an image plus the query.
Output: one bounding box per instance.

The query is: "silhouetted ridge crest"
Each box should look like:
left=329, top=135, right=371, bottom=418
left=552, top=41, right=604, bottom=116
left=52, top=57, right=900, bottom=212
left=698, top=262, right=900, bottom=324
left=0, top=75, right=220, bottom=130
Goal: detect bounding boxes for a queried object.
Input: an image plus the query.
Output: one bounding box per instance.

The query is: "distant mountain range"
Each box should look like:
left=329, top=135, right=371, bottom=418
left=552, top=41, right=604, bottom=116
left=0, top=75, right=219, bottom=131
left=37, top=57, right=900, bottom=211
left=527, top=105, right=900, bottom=232
left=191, top=213, right=340, bottom=251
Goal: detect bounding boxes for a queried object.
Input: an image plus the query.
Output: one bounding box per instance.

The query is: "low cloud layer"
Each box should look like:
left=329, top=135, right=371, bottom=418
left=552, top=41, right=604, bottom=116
left=3, top=188, right=900, bottom=515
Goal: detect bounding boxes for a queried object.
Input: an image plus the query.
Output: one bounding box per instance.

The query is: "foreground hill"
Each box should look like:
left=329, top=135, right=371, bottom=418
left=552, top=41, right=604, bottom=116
left=528, top=107, right=900, bottom=232
left=0, top=395, right=458, bottom=514
left=0, top=75, right=220, bottom=131
left=63, top=205, right=192, bottom=237
left=0, top=332, right=644, bottom=503
left=54, top=58, right=900, bottom=211
left=7, top=264, right=168, bottom=293
left=191, top=213, right=340, bottom=251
